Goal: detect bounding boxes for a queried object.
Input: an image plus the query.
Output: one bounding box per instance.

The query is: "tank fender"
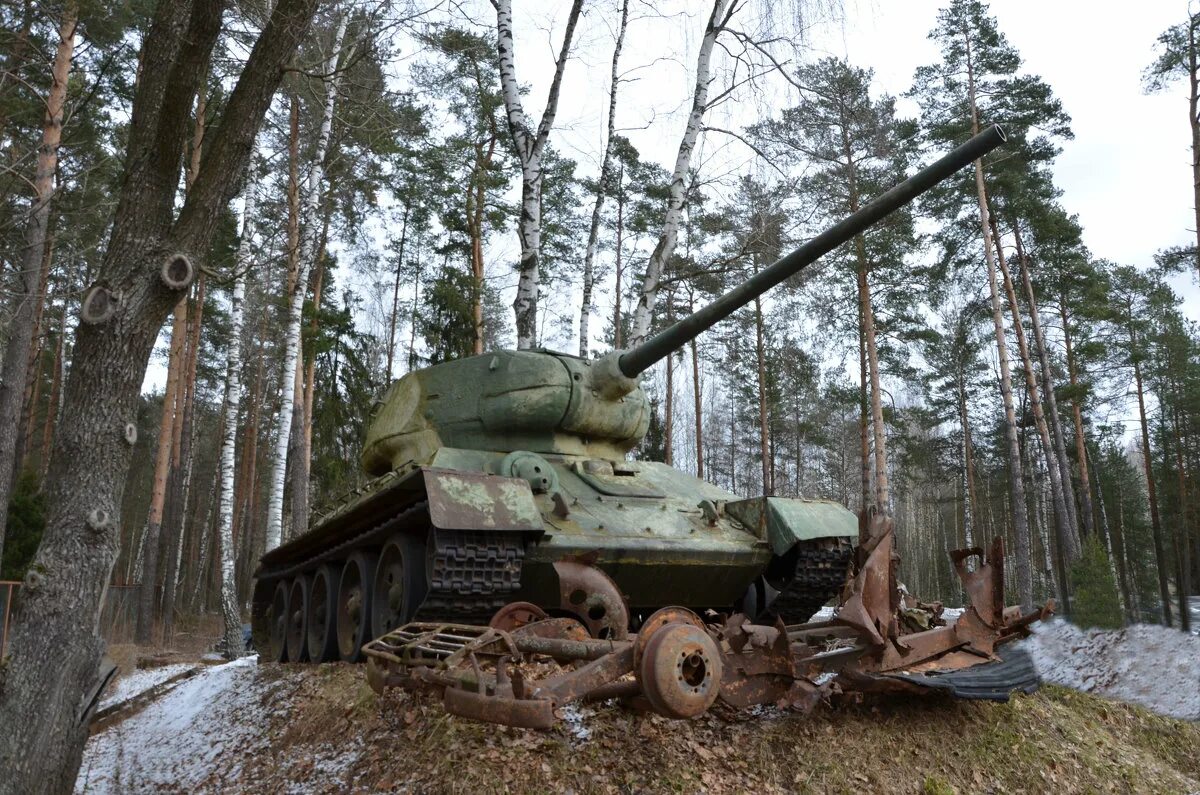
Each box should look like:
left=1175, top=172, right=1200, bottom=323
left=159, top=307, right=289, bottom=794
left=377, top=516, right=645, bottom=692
left=725, top=497, right=856, bottom=556
left=421, top=469, right=544, bottom=533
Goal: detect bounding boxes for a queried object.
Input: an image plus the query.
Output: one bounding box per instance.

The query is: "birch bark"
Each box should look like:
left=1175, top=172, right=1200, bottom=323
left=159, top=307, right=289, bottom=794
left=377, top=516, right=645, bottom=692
left=217, top=188, right=256, bottom=657
left=628, top=0, right=732, bottom=346
left=579, top=0, right=629, bottom=357
left=493, top=0, right=585, bottom=348
left=264, top=14, right=348, bottom=552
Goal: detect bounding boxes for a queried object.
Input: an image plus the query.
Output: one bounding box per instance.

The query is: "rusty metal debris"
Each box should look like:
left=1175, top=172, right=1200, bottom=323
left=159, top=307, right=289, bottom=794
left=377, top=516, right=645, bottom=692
left=363, top=514, right=1052, bottom=729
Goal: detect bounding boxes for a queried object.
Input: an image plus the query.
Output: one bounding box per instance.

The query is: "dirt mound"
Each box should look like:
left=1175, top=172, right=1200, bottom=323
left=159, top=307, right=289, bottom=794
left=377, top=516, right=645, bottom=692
left=79, top=658, right=1200, bottom=794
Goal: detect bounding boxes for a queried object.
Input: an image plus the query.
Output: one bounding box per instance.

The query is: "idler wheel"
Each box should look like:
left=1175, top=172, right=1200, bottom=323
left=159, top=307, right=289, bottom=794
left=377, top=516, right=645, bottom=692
left=306, top=564, right=340, bottom=662
left=337, top=551, right=377, bottom=662
left=266, top=580, right=290, bottom=663
left=371, top=534, right=428, bottom=639
left=633, top=606, right=705, bottom=668
left=636, top=622, right=723, bottom=719
left=286, top=575, right=311, bottom=663
left=489, top=601, right=548, bottom=632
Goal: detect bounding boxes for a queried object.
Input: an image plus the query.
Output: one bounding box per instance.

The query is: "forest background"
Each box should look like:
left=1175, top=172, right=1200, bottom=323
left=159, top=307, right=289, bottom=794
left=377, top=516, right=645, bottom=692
left=0, top=0, right=1197, bottom=739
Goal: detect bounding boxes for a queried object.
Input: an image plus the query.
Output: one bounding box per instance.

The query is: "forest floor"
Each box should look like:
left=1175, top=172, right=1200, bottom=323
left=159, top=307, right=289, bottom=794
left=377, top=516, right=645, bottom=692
left=75, top=619, right=1200, bottom=794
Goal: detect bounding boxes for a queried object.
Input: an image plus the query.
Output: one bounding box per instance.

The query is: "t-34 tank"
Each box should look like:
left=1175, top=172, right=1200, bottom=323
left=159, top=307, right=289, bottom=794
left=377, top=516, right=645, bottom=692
left=252, top=125, right=1007, bottom=663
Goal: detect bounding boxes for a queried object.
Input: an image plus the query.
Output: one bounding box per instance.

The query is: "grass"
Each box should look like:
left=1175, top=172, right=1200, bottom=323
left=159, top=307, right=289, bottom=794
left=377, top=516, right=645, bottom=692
left=216, top=665, right=1200, bottom=794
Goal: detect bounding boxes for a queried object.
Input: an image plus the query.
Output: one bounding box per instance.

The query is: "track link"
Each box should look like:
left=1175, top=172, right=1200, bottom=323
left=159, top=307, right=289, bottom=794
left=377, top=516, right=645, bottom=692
left=418, top=531, right=526, bottom=624
left=764, top=537, right=853, bottom=624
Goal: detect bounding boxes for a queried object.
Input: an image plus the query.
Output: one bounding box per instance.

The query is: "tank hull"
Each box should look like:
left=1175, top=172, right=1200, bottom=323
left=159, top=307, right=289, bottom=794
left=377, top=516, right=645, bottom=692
left=251, top=450, right=855, bottom=662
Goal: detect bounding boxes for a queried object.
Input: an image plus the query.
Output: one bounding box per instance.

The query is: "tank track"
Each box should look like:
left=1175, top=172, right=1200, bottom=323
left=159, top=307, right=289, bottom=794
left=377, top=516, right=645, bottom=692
left=417, top=530, right=526, bottom=625
left=764, top=538, right=853, bottom=624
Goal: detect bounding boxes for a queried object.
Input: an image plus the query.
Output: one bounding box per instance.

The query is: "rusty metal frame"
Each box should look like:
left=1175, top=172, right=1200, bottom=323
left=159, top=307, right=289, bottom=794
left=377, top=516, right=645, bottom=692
left=363, top=515, right=1053, bottom=729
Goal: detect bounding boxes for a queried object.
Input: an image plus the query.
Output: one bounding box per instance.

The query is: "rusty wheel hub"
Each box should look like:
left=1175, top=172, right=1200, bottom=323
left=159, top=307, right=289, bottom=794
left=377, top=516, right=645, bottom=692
left=636, top=622, right=723, bottom=719
left=489, top=601, right=548, bottom=632
left=634, top=606, right=704, bottom=668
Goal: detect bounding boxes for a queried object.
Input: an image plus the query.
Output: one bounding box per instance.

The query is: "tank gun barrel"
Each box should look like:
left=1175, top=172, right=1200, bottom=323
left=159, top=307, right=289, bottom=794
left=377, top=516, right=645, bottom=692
left=616, top=124, right=1008, bottom=380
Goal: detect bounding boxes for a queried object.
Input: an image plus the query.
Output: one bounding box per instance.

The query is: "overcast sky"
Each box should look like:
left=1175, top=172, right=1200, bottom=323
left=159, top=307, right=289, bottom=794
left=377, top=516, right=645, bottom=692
left=140, top=1, right=1200, bottom=393
left=498, top=0, right=1200, bottom=326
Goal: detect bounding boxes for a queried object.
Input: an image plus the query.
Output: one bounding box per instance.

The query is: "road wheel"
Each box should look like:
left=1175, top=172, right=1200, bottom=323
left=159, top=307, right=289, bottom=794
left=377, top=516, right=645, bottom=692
left=286, top=575, right=311, bottom=663
left=306, top=565, right=340, bottom=663
left=336, top=551, right=377, bottom=662
left=266, top=580, right=290, bottom=663
left=371, top=533, right=429, bottom=638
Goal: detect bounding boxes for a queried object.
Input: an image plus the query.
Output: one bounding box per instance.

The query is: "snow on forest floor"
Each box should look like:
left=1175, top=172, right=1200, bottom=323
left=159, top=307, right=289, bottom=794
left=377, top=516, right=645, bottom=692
left=1018, top=617, right=1200, bottom=721
left=97, top=663, right=196, bottom=711
left=75, top=657, right=326, bottom=793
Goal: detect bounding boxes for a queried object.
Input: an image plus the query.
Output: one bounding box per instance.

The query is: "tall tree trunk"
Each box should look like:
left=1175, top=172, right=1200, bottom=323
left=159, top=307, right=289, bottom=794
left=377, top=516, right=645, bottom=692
left=629, top=0, right=732, bottom=346
left=237, top=326, right=266, bottom=604
left=754, top=295, right=771, bottom=495
left=386, top=204, right=409, bottom=377
left=1132, top=350, right=1173, bottom=626
left=493, top=0, right=585, bottom=348
left=39, top=304, right=66, bottom=478
left=408, top=232, right=422, bottom=369
left=613, top=168, right=624, bottom=348
left=265, top=15, right=347, bottom=552
left=468, top=129, right=496, bottom=355
left=217, top=187, right=256, bottom=658
left=991, top=216, right=1078, bottom=575
left=858, top=323, right=870, bottom=515
left=964, top=29, right=1034, bottom=611
left=0, top=1, right=319, bottom=787
left=0, top=4, right=76, bottom=565
left=1188, top=17, right=1200, bottom=279
left=1011, top=224, right=1082, bottom=551
left=958, top=382, right=978, bottom=550
left=1056, top=289, right=1097, bottom=537
left=292, top=214, right=329, bottom=538
left=691, top=344, right=703, bottom=479
left=841, top=121, right=891, bottom=515
left=136, top=301, right=187, bottom=645
left=1170, top=399, right=1192, bottom=633
left=160, top=57, right=212, bottom=641
left=579, top=0, right=629, bottom=357
left=1090, top=444, right=1131, bottom=619
left=18, top=228, right=55, bottom=469
left=664, top=356, right=674, bottom=466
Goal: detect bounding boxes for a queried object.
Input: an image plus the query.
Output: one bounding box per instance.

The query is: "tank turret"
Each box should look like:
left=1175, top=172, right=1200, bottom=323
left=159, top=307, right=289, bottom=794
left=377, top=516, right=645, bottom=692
left=254, top=125, right=1008, bottom=665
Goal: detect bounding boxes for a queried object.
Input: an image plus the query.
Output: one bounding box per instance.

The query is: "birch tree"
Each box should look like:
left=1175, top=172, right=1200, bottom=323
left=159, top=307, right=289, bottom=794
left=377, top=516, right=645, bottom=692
left=0, top=1, right=319, bottom=788
left=579, top=0, right=629, bottom=357
left=217, top=187, right=257, bottom=658
left=265, top=13, right=349, bottom=552
left=628, top=0, right=734, bottom=347
left=492, top=0, right=585, bottom=349
left=0, top=1, right=76, bottom=565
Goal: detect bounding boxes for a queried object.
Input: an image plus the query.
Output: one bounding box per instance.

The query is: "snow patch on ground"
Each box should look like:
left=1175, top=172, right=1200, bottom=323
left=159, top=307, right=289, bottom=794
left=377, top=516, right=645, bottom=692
left=558, top=704, right=593, bottom=742
left=99, top=664, right=196, bottom=711
left=1018, top=618, right=1200, bottom=722
left=76, top=656, right=275, bottom=793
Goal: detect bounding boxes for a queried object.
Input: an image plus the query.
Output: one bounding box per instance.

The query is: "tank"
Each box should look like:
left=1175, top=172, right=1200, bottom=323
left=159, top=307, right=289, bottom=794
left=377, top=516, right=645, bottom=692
left=252, top=124, right=1008, bottom=663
